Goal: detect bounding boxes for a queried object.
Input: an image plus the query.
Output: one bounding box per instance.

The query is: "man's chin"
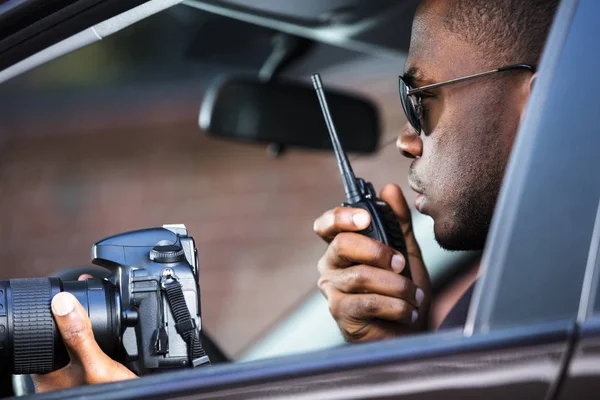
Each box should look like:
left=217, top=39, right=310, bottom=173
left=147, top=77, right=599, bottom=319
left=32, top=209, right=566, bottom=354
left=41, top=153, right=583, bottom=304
left=432, top=218, right=488, bottom=251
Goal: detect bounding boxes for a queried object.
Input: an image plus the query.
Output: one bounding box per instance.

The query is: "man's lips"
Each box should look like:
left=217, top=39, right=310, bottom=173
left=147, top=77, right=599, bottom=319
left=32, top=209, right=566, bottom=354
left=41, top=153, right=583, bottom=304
left=408, top=180, right=427, bottom=212
left=415, top=193, right=426, bottom=212
left=408, top=180, right=423, bottom=194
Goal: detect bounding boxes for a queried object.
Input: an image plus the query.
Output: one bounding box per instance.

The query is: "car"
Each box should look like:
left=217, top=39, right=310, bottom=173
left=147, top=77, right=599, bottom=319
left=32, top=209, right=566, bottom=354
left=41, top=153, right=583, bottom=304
left=0, top=0, right=599, bottom=398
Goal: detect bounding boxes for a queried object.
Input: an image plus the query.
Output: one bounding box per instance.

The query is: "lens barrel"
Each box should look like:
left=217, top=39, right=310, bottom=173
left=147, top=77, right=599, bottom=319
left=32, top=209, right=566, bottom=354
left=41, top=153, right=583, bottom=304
left=0, top=277, right=120, bottom=375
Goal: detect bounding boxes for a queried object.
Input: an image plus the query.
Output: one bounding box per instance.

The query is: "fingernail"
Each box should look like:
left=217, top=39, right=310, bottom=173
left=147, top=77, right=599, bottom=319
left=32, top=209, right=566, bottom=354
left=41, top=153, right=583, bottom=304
left=52, top=293, right=75, bottom=316
left=416, top=288, right=425, bottom=307
left=391, top=255, right=405, bottom=273
left=411, top=310, right=418, bottom=323
left=352, top=212, right=370, bottom=228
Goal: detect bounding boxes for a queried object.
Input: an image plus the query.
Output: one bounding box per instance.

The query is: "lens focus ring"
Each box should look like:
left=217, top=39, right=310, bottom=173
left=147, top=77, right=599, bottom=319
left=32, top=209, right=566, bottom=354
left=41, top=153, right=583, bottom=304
left=11, top=278, right=55, bottom=374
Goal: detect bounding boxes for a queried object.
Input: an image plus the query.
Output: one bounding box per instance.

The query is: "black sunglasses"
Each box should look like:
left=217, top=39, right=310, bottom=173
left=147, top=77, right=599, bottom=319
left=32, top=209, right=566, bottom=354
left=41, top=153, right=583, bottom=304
left=398, top=63, right=536, bottom=134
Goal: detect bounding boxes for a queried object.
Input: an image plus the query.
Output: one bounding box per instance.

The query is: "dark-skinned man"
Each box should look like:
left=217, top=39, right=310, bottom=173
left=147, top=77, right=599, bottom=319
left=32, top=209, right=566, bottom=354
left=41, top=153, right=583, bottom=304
left=33, top=0, right=560, bottom=392
left=314, top=0, right=559, bottom=341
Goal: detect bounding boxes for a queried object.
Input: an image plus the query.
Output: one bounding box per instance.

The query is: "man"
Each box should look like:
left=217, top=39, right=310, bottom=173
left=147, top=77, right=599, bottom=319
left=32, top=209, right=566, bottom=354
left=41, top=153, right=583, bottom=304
left=314, top=0, right=558, bottom=341
left=33, top=0, right=559, bottom=392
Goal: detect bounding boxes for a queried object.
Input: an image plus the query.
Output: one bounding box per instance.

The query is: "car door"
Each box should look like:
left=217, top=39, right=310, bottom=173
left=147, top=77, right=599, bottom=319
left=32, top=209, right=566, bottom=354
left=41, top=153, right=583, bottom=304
left=555, top=202, right=600, bottom=400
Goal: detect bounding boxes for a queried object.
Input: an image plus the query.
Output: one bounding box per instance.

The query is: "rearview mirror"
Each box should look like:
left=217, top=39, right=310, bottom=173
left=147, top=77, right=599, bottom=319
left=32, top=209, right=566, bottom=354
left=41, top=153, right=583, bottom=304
left=199, top=77, right=380, bottom=153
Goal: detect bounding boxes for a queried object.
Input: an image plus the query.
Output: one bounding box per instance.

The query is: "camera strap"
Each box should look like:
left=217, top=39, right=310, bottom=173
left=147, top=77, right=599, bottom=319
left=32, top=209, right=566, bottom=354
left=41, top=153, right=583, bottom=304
left=162, top=279, right=211, bottom=367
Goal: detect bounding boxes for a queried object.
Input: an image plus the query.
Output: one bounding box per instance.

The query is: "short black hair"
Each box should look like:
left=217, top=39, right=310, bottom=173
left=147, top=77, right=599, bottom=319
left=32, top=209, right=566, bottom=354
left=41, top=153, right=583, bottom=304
left=442, top=0, right=560, bottom=67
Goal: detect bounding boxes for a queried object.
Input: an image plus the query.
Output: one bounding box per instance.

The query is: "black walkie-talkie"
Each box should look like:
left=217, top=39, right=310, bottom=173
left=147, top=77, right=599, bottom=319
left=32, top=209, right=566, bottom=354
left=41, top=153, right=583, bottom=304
left=312, top=73, right=411, bottom=280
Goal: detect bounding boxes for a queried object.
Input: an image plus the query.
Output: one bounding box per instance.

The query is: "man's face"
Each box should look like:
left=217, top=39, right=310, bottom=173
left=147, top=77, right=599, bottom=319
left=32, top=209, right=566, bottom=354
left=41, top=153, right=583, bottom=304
left=399, top=1, right=528, bottom=250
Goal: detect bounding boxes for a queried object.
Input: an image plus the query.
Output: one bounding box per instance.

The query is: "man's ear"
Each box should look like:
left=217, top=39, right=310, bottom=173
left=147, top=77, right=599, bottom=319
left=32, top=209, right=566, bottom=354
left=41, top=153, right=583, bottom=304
left=519, top=73, right=538, bottom=123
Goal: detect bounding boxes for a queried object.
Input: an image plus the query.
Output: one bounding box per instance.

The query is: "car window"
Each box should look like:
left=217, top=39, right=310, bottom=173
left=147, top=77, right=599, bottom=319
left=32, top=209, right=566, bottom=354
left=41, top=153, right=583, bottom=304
left=0, top=3, right=462, bottom=360
left=1, top=0, right=576, bottom=381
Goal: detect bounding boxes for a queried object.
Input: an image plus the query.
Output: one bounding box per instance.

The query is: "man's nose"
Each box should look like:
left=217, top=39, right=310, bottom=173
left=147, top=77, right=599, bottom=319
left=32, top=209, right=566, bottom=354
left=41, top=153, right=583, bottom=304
left=397, top=122, right=423, bottom=159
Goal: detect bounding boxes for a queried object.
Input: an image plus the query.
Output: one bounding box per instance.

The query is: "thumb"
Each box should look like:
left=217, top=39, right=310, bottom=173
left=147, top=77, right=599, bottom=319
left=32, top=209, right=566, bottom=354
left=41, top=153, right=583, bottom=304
left=379, top=184, right=430, bottom=297
left=379, top=183, right=421, bottom=258
left=51, top=292, right=106, bottom=366
left=379, top=183, right=414, bottom=235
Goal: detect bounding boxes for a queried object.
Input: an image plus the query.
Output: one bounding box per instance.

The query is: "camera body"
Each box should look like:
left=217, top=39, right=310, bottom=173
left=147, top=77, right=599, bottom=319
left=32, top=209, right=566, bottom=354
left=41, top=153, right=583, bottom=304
left=0, top=224, right=210, bottom=375
left=93, top=223, right=210, bottom=373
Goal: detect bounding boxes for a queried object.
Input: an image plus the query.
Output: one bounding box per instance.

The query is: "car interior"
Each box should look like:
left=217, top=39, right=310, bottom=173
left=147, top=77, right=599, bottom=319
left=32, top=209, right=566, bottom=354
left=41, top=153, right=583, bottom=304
left=0, top=0, right=481, bottom=365
left=1, top=0, right=599, bottom=398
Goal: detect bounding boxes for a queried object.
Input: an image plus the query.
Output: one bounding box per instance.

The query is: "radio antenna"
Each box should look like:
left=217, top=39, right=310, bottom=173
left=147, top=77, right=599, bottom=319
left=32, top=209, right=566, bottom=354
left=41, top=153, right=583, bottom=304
left=311, top=73, right=361, bottom=203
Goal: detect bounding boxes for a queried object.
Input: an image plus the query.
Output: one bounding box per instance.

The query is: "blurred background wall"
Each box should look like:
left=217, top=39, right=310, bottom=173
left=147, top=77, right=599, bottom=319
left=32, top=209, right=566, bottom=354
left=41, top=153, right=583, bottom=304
left=0, top=116, right=409, bottom=358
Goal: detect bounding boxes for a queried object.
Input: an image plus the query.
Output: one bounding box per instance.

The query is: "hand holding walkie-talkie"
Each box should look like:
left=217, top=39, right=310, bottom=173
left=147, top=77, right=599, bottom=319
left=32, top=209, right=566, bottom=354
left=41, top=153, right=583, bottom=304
left=312, top=73, right=411, bottom=280
left=312, top=73, right=430, bottom=342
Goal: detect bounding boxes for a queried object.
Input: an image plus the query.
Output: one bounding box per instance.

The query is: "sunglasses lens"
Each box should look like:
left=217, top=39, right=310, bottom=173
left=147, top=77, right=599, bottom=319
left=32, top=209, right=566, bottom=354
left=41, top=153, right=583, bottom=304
left=398, top=78, right=421, bottom=133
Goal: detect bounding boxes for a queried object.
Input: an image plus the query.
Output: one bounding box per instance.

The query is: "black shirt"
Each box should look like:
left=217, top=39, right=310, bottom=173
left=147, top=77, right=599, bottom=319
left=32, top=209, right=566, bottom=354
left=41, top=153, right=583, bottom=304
left=438, top=281, right=476, bottom=330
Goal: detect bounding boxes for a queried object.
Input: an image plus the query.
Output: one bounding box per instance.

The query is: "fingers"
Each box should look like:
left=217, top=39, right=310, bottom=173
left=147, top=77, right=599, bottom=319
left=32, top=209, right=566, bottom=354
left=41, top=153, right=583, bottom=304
left=315, top=184, right=432, bottom=339
left=78, top=274, right=94, bottom=281
left=318, top=232, right=405, bottom=274
left=51, top=293, right=106, bottom=366
left=327, top=288, right=417, bottom=325
left=320, top=265, right=425, bottom=308
left=314, top=207, right=371, bottom=243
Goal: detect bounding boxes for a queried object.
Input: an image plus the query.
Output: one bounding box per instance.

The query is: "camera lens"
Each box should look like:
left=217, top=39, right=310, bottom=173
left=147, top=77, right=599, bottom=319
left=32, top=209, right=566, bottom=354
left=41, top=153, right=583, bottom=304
left=0, top=277, right=120, bottom=375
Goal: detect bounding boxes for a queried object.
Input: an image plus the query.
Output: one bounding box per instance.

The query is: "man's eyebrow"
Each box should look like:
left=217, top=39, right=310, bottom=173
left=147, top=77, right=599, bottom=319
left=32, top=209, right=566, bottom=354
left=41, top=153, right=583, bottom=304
left=401, top=67, right=431, bottom=87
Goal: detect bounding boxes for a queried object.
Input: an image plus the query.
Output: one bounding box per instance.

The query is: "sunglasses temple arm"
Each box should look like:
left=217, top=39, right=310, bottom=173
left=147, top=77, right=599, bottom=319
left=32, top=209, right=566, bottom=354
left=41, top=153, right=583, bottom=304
left=407, top=69, right=502, bottom=95
left=407, top=64, right=535, bottom=95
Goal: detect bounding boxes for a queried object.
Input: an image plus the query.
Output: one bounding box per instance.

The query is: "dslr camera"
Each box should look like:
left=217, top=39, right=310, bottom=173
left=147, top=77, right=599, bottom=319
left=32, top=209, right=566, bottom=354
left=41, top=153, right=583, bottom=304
left=0, top=224, right=210, bottom=375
